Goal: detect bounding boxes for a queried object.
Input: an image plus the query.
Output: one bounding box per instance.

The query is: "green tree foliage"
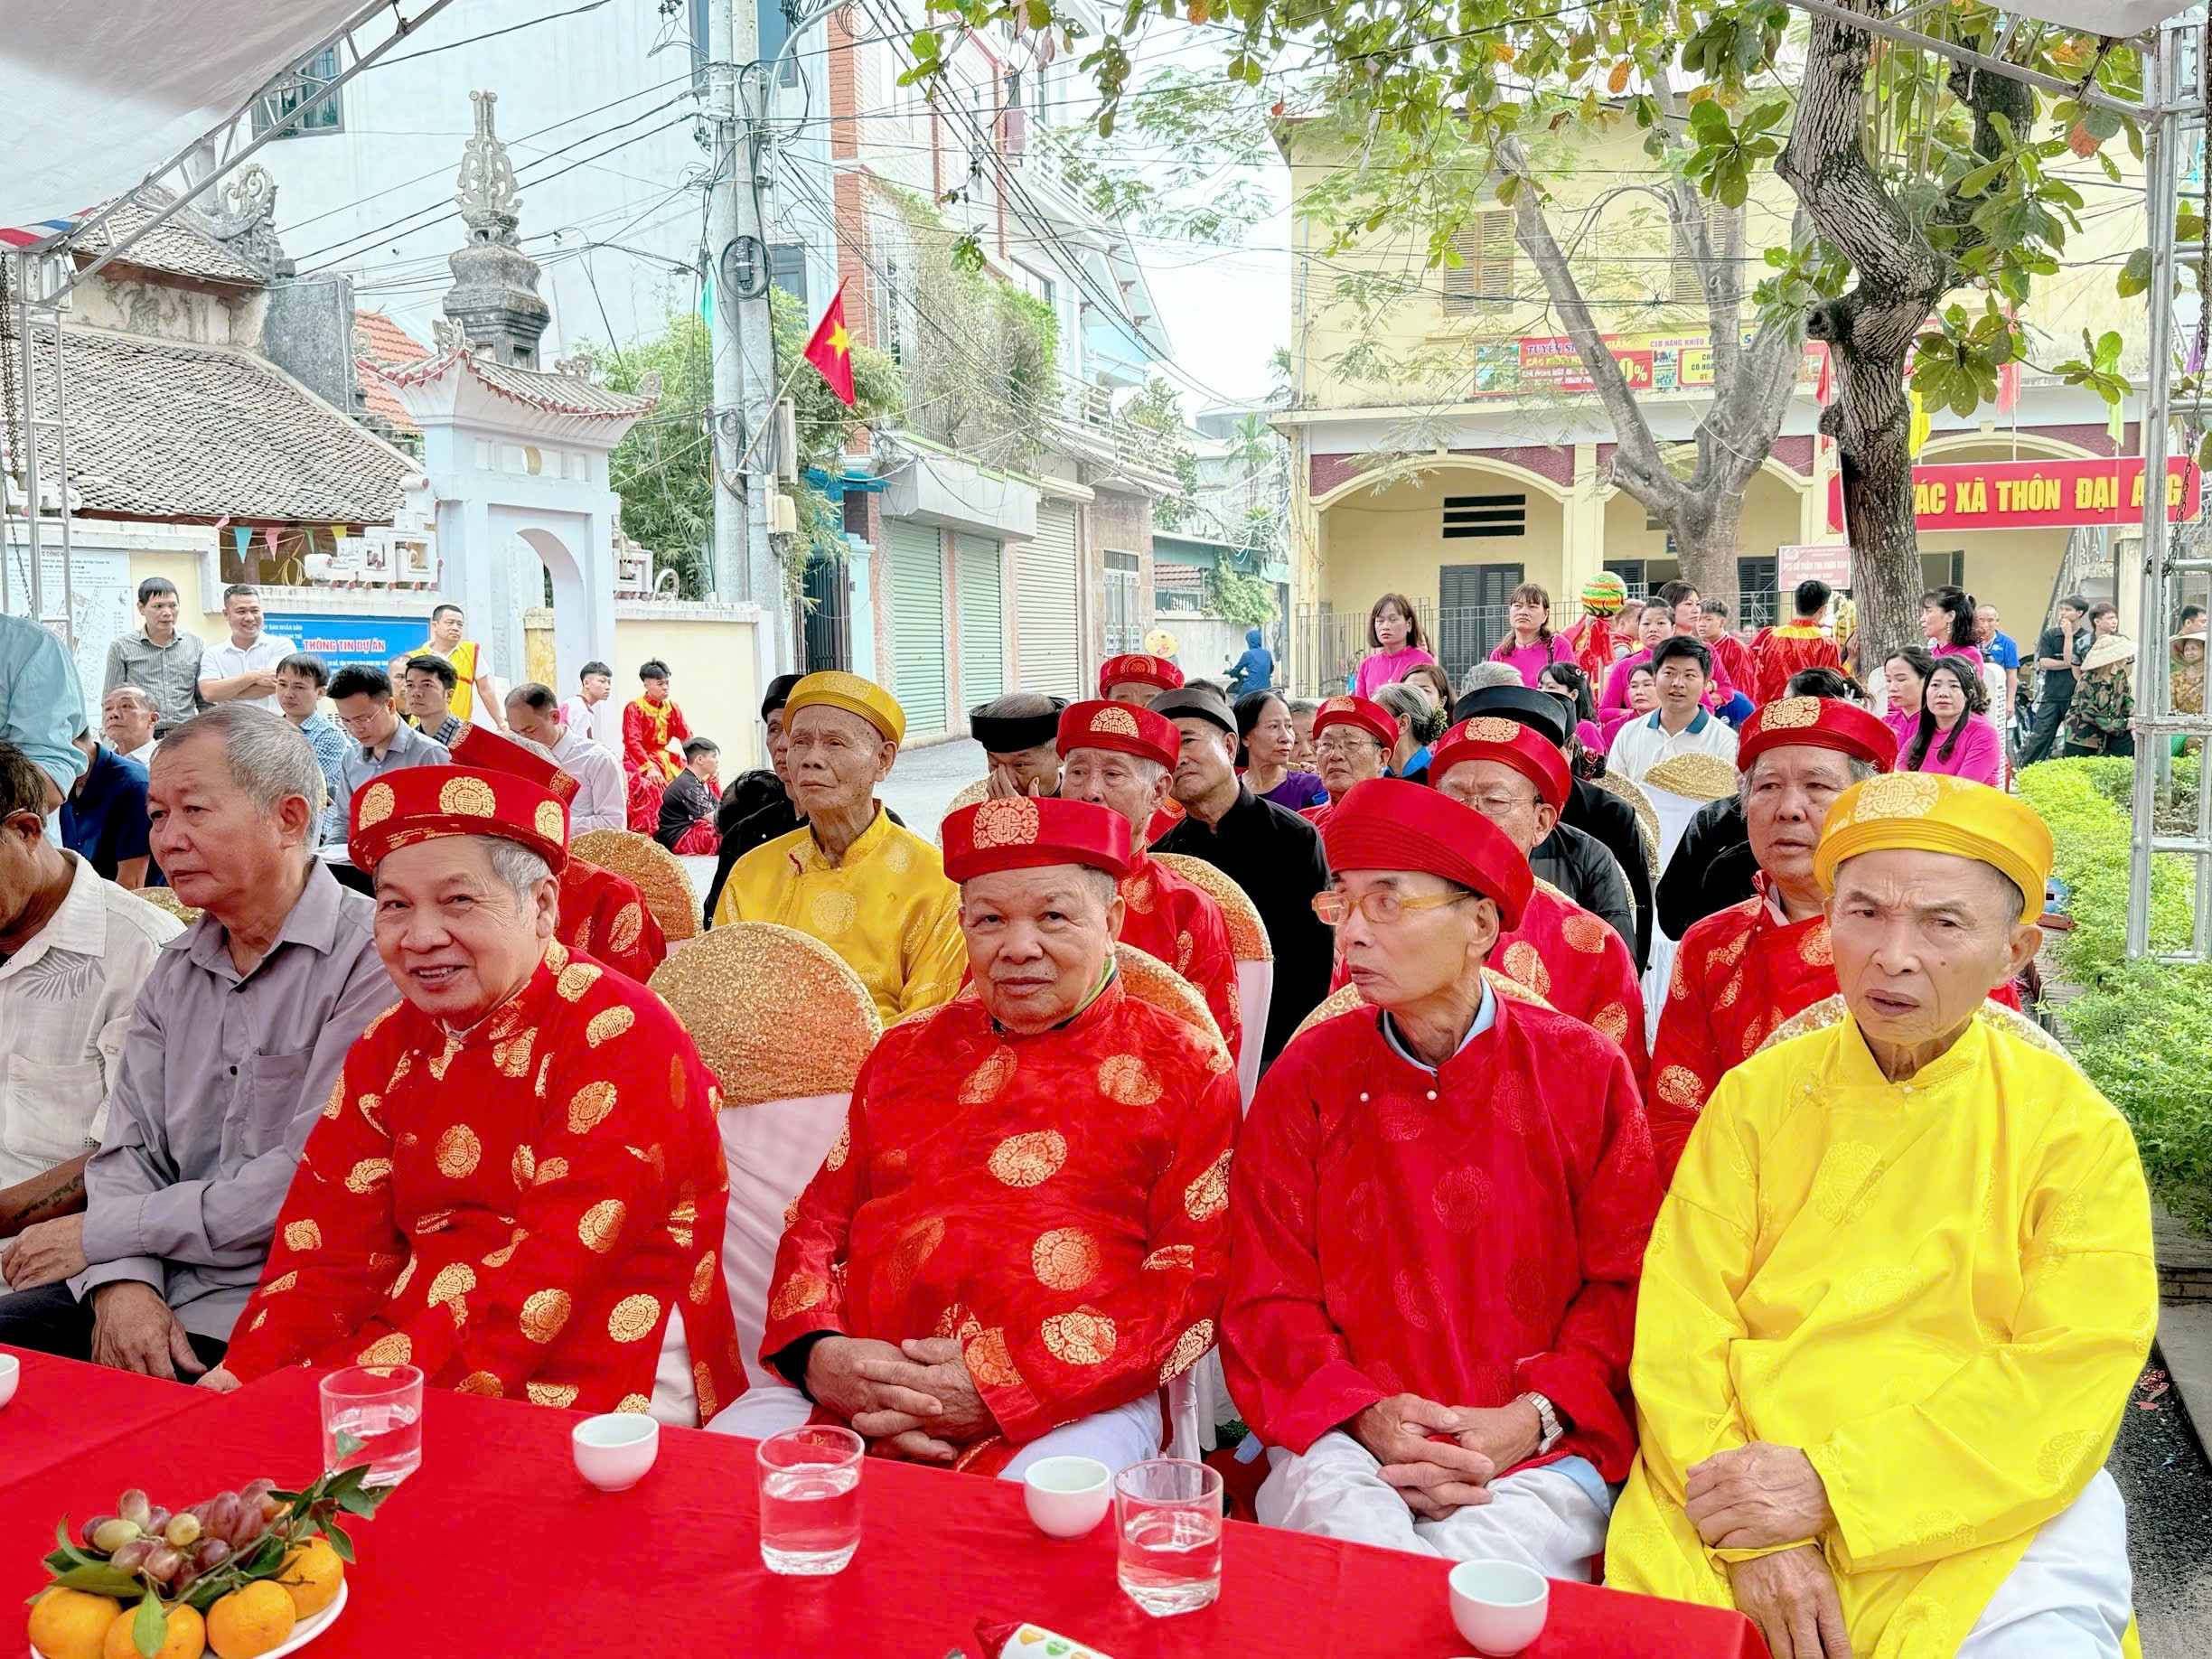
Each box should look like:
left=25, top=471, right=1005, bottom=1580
left=592, top=313, right=713, bottom=599
left=1211, top=567, right=1279, bottom=624
left=770, top=286, right=904, bottom=569
left=1122, top=375, right=1200, bottom=529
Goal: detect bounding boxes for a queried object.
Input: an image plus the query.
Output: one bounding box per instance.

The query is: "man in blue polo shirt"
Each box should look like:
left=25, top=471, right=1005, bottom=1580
left=59, top=734, right=152, bottom=889
left=1974, top=602, right=2022, bottom=731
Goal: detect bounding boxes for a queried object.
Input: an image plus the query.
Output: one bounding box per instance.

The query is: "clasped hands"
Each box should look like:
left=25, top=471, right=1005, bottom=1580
left=0, top=1215, right=88, bottom=1289
left=803, top=1336, right=998, bottom=1463
left=1345, top=1392, right=1544, bottom=1522
left=1687, top=1442, right=1850, bottom=1659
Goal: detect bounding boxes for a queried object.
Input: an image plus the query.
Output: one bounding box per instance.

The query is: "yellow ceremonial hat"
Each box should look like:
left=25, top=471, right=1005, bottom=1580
left=1813, top=773, right=2052, bottom=923
left=784, top=670, right=905, bottom=745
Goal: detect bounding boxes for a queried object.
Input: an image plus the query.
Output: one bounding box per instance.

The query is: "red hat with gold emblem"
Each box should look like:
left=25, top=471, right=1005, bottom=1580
left=1054, top=698, right=1181, bottom=770
left=1099, top=653, right=1184, bottom=697
left=349, top=765, right=570, bottom=874
left=942, top=796, right=1134, bottom=883
left=1736, top=695, right=1898, bottom=773
left=1321, top=778, right=1531, bottom=929
left=447, top=722, right=581, bottom=803
left=1311, top=693, right=1398, bottom=753
left=1427, top=716, right=1571, bottom=812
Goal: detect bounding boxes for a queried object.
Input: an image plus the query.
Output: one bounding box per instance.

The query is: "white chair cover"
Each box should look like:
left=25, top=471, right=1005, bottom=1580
left=718, top=1092, right=853, bottom=1392
left=1639, top=782, right=1714, bottom=1047
left=1233, top=960, right=1273, bottom=1111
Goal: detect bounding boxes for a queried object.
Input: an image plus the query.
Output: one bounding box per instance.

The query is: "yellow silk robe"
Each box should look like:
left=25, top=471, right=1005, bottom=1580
left=1607, top=1010, right=2155, bottom=1659
left=710, top=807, right=966, bottom=1024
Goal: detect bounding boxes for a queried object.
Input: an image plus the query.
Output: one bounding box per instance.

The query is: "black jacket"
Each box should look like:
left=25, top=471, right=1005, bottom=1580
left=1551, top=777, right=1654, bottom=970
left=1530, top=822, right=1636, bottom=963
left=1655, top=797, right=1757, bottom=940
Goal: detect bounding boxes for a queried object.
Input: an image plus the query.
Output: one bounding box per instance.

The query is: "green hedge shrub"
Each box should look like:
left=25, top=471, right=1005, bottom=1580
left=2017, top=758, right=2210, bottom=1232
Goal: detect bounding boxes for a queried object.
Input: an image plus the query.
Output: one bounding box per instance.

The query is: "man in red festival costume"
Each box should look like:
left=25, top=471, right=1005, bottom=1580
left=712, top=795, right=1241, bottom=1480
left=1223, top=779, right=1660, bottom=1576
left=1056, top=698, right=1242, bottom=1064
left=208, top=764, right=744, bottom=1422
left=1748, top=579, right=1845, bottom=708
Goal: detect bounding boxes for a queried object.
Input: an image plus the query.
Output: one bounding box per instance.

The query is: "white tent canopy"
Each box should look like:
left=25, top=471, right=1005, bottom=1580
left=0, top=0, right=396, bottom=233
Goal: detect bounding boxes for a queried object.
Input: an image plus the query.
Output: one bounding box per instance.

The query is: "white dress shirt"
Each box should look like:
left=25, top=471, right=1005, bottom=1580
left=197, top=634, right=297, bottom=715
left=1605, top=707, right=1740, bottom=785
left=551, top=725, right=628, bottom=833
left=560, top=693, right=623, bottom=756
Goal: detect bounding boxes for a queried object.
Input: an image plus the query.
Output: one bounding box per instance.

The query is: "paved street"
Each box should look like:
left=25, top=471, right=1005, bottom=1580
left=881, top=736, right=985, bottom=839
left=2115, top=1352, right=2212, bottom=1656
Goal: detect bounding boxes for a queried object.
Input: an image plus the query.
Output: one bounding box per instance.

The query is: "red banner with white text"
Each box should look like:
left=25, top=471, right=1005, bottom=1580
left=1826, top=456, right=2200, bottom=533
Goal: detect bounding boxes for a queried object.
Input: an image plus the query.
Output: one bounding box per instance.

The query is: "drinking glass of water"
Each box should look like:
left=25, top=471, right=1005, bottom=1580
left=1114, top=1457, right=1224, bottom=1617
left=756, top=1424, right=865, bottom=1576
left=318, top=1364, right=424, bottom=1487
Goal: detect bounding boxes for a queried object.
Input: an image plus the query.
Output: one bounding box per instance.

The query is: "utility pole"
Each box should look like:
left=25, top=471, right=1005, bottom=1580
left=707, top=0, right=785, bottom=679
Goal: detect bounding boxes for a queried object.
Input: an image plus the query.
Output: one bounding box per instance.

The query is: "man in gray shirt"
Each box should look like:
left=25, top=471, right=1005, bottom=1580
left=325, top=661, right=450, bottom=842
left=0, top=706, right=396, bottom=1374
left=102, top=576, right=204, bottom=735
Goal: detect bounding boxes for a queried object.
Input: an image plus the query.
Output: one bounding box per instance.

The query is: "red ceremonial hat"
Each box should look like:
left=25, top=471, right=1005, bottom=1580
left=1054, top=698, right=1180, bottom=769
left=448, top=722, right=582, bottom=803
left=1427, top=716, right=1571, bottom=812
left=942, top=796, right=1134, bottom=883
left=1321, top=777, right=1532, bottom=930
left=1737, top=695, right=1898, bottom=773
left=1312, top=693, right=1398, bottom=752
left=1098, top=653, right=1184, bottom=697
left=348, top=765, right=570, bottom=875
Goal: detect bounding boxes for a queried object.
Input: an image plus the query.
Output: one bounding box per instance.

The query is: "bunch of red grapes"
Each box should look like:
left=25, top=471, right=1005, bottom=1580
left=75, top=1481, right=285, bottom=1598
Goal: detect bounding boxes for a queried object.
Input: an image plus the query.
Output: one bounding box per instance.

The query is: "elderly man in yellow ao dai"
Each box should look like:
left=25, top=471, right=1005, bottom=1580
left=1606, top=772, right=2155, bottom=1659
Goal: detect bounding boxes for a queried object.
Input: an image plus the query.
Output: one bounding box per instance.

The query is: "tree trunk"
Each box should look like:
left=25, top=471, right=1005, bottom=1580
left=1669, top=486, right=1747, bottom=605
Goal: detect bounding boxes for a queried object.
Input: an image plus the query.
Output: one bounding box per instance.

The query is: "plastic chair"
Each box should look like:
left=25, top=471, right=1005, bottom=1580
left=573, top=828, right=700, bottom=944
left=650, top=923, right=882, bottom=1391
left=1152, top=852, right=1273, bottom=1111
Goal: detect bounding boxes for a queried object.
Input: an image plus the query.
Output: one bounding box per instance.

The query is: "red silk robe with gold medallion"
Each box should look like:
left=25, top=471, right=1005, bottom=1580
left=762, top=977, right=1242, bottom=1457
left=1223, top=997, right=1659, bottom=1479
left=623, top=696, right=689, bottom=783
left=222, top=941, right=745, bottom=1423
left=1648, top=876, right=2023, bottom=1184
left=560, top=858, right=668, bottom=984
left=1116, top=850, right=1242, bottom=1063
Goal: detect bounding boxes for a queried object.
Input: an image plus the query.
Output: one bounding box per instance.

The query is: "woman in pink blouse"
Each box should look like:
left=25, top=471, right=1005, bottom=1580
left=1881, top=647, right=1933, bottom=753
left=1902, top=654, right=2004, bottom=784
left=1488, top=581, right=1578, bottom=686
left=1351, top=592, right=1439, bottom=698
left=1921, top=584, right=1986, bottom=667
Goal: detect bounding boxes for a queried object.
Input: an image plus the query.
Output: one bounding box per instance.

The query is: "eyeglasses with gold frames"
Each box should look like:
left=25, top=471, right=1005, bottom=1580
left=1310, top=887, right=1472, bottom=927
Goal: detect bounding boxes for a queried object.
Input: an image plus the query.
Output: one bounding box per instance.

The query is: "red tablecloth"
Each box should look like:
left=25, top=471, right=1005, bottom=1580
left=3, top=1356, right=1766, bottom=1659
left=0, top=1345, right=207, bottom=1486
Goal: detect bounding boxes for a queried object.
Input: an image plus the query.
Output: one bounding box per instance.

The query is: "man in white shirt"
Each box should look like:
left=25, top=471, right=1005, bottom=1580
left=558, top=660, right=622, bottom=756
left=99, top=687, right=160, bottom=767
left=503, top=680, right=626, bottom=833
left=0, top=741, right=183, bottom=1249
left=1606, top=635, right=1740, bottom=785
left=195, top=586, right=295, bottom=716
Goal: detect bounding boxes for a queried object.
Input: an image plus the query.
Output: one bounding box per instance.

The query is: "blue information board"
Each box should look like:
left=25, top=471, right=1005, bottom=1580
left=264, top=613, right=431, bottom=670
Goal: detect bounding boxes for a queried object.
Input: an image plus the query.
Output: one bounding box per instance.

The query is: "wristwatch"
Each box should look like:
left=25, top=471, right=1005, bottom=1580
left=1517, top=1391, right=1565, bottom=1455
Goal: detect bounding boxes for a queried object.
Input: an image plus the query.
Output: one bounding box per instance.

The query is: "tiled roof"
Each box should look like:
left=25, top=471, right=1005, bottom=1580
left=368, top=348, right=659, bottom=418
left=67, top=188, right=270, bottom=287
left=4, top=322, right=414, bottom=523
left=353, top=311, right=431, bottom=436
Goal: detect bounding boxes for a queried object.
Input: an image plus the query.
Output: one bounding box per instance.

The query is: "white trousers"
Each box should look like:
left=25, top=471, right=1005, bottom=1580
left=1957, top=1469, right=2132, bottom=1659
left=706, top=1383, right=1165, bottom=1481
left=1255, top=1429, right=1610, bottom=1581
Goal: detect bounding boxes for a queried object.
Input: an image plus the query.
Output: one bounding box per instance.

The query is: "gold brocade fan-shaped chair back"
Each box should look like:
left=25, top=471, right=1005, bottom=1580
left=1643, top=751, right=1739, bottom=804
left=1111, top=941, right=1225, bottom=1058
left=1592, top=771, right=1663, bottom=881
left=1149, top=853, right=1273, bottom=1111
left=136, top=888, right=202, bottom=927
left=1757, top=993, right=2083, bottom=1073
left=935, top=778, right=993, bottom=846
left=1291, top=969, right=1554, bottom=1044
left=572, top=829, right=699, bottom=942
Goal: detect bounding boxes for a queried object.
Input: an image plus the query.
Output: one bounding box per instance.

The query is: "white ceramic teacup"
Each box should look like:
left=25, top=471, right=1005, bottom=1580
left=1022, top=1454, right=1113, bottom=1538
left=572, top=1412, right=660, bottom=1492
left=0, top=1352, right=18, bottom=1411
left=1448, top=1559, right=1550, bottom=1656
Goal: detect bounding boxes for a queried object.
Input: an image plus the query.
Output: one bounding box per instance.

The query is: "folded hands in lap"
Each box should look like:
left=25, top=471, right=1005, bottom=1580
left=805, top=1335, right=997, bottom=1462
left=1347, top=1393, right=1521, bottom=1522
left=1686, top=1441, right=1833, bottom=1550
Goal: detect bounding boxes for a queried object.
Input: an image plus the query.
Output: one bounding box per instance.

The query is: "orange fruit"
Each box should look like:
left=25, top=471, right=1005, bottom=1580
left=27, top=1589, right=122, bottom=1659
left=274, top=1538, right=343, bottom=1618
left=101, top=1602, right=204, bottom=1659
left=204, top=1582, right=295, bottom=1659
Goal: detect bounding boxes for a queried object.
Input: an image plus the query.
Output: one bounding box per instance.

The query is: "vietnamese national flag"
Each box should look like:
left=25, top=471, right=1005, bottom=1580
left=802, top=283, right=856, bottom=407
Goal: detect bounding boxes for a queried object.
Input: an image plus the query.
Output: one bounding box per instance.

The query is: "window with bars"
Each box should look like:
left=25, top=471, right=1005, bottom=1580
left=1441, top=212, right=1515, bottom=314
left=253, top=47, right=342, bottom=137
left=1669, top=201, right=1731, bottom=305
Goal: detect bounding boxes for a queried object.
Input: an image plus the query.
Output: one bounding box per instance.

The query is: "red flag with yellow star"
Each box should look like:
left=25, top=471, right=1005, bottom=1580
left=801, top=282, right=856, bottom=407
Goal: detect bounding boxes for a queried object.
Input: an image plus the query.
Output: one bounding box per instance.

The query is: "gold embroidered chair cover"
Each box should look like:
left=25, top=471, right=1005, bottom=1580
left=1642, top=751, right=1739, bottom=803
left=1291, top=970, right=1553, bottom=1044
left=136, top=888, right=202, bottom=926
left=649, top=922, right=883, bottom=1107
left=1593, top=770, right=1664, bottom=879
left=934, top=778, right=993, bottom=845
left=573, top=829, right=700, bottom=942
left=1757, top=993, right=2081, bottom=1072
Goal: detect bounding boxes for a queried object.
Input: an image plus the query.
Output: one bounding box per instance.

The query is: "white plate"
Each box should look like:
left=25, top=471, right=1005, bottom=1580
left=33, top=1575, right=346, bottom=1659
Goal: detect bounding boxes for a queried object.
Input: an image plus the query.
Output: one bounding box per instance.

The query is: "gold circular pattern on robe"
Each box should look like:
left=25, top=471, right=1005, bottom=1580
left=567, top=1081, right=618, bottom=1134
left=533, top=800, right=565, bottom=842
left=1501, top=941, right=1550, bottom=998
left=1370, top=1092, right=1429, bottom=1144
left=355, top=1092, right=387, bottom=1135
left=577, top=1198, right=628, bottom=1253
left=935, top=1302, right=981, bottom=1342
left=526, top=1381, right=578, bottom=1409
left=427, top=1262, right=477, bottom=1308
left=1032, top=1228, right=1102, bottom=1292
left=586, top=1006, right=636, bottom=1048
left=1098, top=1054, right=1163, bottom=1106
left=988, top=1129, right=1067, bottom=1188
left=320, top=1083, right=344, bottom=1121
left=770, top=1270, right=828, bottom=1320
left=690, top=1251, right=717, bottom=1306
left=1150, top=854, right=1272, bottom=961
left=1430, top=1166, right=1493, bottom=1234
left=532, top=1158, right=569, bottom=1186
left=880, top=833, right=915, bottom=876
left=358, top=1332, right=411, bottom=1366
left=615, top=1393, right=651, bottom=1414
left=1183, top=1149, right=1233, bottom=1222
left=607, top=1293, right=661, bottom=1343
left=1561, top=913, right=1613, bottom=955
left=438, top=776, right=499, bottom=818
left=356, top=782, right=396, bottom=829
left=808, top=889, right=859, bottom=938
left=1715, top=970, right=1744, bottom=1012
left=646, top=922, right=883, bottom=1109
left=435, top=1124, right=482, bottom=1179
left=1809, top=1140, right=1884, bottom=1226
left=692, top=1360, right=718, bottom=1423
left=262, top=1270, right=298, bottom=1296
left=1392, top=1268, right=1440, bottom=1331
left=284, top=1219, right=323, bottom=1252
left=1111, top=942, right=1224, bottom=1054
left=1143, top=1243, right=1195, bottom=1272
left=520, top=1288, right=574, bottom=1344
left=1120, top=872, right=1157, bottom=915
left=388, top=1256, right=417, bottom=1299
left=345, top=1158, right=393, bottom=1194
left=960, top=1049, right=1017, bottom=1104
left=600, top=902, right=642, bottom=960
left=492, top=1030, right=536, bottom=1079
left=511, top=1144, right=537, bottom=1187
left=1738, top=1011, right=1770, bottom=1060
left=824, top=1118, right=852, bottom=1172
left=556, top=961, right=605, bottom=1003
left=1040, top=1308, right=1117, bottom=1366
left=456, top=1371, right=503, bottom=1398
left=965, top=1326, right=1022, bottom=1389
left=1160, top=1320, right=1214, bottom=1383
left=1654, top=1064, right=1708, bottom=1111
left=1505, top=1258, right=1550, bottom=1326
left=887, top=1216, right=946, bottom=1296
left=1592, top=1002, right=1630, bottom=1045
left=483, top=1224, right=528, bottom=1268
